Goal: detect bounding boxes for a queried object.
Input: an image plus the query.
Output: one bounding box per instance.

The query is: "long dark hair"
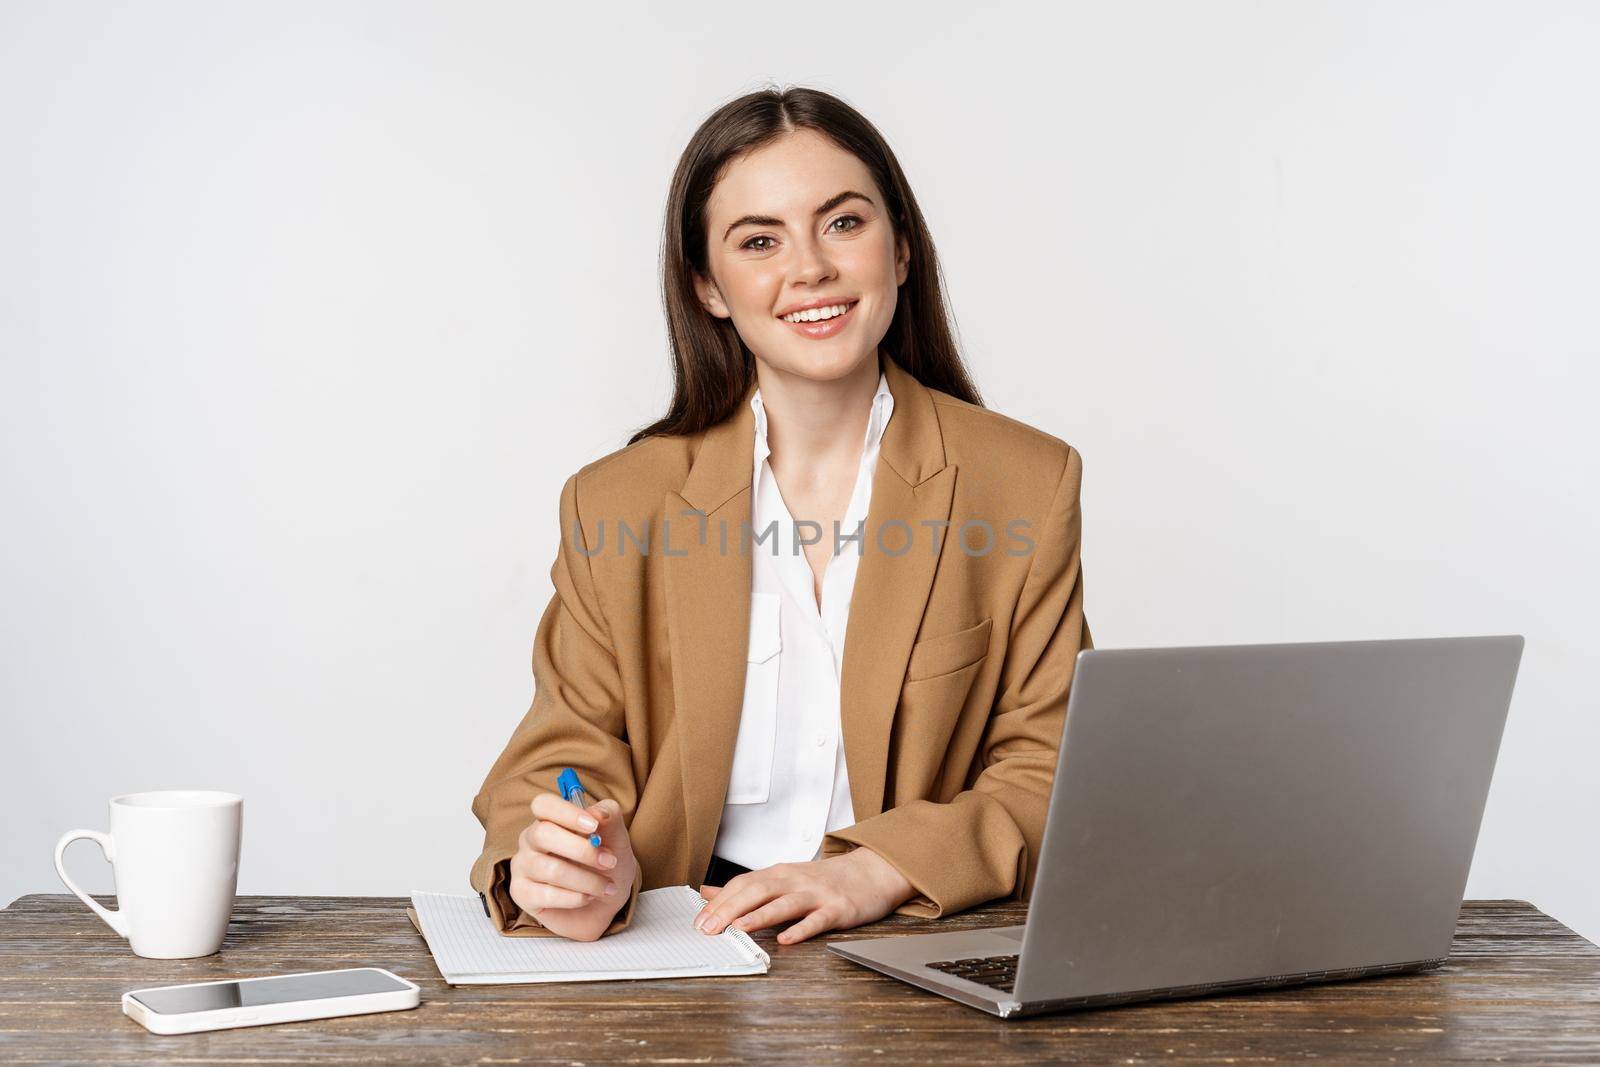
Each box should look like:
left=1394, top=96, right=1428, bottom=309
left=627, top=85, right=983, bottom=445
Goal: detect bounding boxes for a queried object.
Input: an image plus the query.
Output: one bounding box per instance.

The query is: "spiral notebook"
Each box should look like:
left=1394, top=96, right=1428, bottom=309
left=408, top=885, right=771, bottom=985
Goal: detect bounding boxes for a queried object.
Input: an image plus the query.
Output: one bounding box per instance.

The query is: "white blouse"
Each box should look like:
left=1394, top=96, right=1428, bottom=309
left=711, top=370, right=896, bottom=870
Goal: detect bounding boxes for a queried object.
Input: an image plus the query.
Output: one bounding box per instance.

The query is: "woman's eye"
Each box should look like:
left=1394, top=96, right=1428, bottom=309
left=740, top=215, right=862, bottom=251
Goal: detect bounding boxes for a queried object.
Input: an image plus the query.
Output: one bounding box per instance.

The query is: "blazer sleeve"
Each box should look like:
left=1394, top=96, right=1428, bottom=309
left=824, top=445, right=1092, bottom=918
left=468, top=472, right=644, bottom=937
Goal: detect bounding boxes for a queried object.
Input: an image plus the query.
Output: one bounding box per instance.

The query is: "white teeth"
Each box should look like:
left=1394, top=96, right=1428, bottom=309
left=781, top=302, right=853, bottom=323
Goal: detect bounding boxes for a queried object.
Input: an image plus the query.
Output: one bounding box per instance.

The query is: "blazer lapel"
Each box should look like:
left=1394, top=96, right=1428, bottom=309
left=664, top=386, right=757, bottom=880
left=663, top=355, right=952, bottom=877
left=839, top=355, right=953, bottom=821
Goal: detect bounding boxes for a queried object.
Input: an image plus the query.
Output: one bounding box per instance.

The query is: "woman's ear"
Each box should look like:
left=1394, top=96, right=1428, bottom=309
left=895, top=232, right=911, bottom=287
left=692, top=269, right=731, bottom=319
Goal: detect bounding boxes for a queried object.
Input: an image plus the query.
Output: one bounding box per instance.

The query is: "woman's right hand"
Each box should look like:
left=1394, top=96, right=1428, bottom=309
left=508, top=791, right=639, bottom=942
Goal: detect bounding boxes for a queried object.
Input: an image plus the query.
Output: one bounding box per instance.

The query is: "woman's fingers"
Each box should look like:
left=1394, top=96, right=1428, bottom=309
left=695, top=873, right=786, bottom=934
left=530, top=817, right=615, bottom=870
left=527, top=793, right=627, bottom=867
left=513, top=849, right=616, bottom=899
left=777, top=906, right=838, bottom=945
left=590, top=799, right=633, bottom=856
left=517, top=819, right=608, bottom=871
left=509, top=876, right=589, bottom=913
left=531, top=791, right=600, bottom=835
left=512, top=791, right=626, bottom=916
left=730, top=893, right=812, bottom=935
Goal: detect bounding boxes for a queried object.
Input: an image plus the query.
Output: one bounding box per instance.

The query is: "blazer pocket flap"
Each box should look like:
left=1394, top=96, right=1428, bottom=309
left=746, top=592, right=782, bottom=663
left=905, top=616, right=993, bottom=682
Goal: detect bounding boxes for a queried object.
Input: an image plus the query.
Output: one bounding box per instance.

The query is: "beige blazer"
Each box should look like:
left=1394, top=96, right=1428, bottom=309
left=470, top=354, right=1092, bottom=935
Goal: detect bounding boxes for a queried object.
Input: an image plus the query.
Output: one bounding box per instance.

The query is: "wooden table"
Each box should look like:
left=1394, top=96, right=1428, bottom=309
left=3, top=894, right=1598, bottom=1064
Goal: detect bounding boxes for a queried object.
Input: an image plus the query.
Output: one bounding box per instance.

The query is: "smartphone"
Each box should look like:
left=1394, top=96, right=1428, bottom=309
left=121, top=967, right=420, bottom=1035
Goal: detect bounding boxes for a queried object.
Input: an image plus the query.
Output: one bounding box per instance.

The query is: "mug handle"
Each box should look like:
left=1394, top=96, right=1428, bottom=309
left=53, top=830, right=130, bottom=938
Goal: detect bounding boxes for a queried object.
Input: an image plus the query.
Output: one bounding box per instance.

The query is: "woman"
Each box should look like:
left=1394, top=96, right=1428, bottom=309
left=470, top=86, right=1092, bottom=944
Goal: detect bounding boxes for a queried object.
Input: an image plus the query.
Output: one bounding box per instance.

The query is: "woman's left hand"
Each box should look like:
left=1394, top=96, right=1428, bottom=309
left=694, top=847, right=917, bottom=945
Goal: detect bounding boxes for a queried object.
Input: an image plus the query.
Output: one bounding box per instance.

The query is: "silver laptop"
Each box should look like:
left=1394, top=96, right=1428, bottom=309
left=828, top=635, right=1523, bottom=1018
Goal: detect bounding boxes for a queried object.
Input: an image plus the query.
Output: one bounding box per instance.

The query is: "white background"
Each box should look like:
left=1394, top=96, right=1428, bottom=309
left=3, top=2, right=1596, bottom=941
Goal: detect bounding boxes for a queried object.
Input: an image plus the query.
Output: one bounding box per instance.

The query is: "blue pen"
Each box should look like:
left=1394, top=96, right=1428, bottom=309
left=557, top=767, right=604, bottom=848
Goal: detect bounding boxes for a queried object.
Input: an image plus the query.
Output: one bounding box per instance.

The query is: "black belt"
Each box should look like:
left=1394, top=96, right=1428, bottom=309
left=702, top=854, right=752, bottom=887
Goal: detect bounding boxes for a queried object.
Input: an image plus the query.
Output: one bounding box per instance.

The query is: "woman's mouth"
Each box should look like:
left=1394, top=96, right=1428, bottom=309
left=777, top=300, right=858, bottom=339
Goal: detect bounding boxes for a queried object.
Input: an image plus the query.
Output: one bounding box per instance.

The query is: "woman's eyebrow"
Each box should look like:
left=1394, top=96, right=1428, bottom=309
left=722, top=190, right=874, bottom=242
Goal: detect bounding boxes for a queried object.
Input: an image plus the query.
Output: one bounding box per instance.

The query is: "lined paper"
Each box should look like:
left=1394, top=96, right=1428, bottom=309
left=410, top=886, right=770, bottom=985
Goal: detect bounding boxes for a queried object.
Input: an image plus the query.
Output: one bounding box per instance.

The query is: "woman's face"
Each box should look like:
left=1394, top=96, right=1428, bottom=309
left=695, top=129, right=910, bottom=385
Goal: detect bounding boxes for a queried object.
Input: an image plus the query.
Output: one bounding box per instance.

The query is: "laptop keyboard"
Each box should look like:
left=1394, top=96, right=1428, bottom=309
left=925, top=954, right=1019, bottom=992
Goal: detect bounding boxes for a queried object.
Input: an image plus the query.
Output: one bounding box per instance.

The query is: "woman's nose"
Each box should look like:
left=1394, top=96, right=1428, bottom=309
left=788, top=238, right=836, bottom=286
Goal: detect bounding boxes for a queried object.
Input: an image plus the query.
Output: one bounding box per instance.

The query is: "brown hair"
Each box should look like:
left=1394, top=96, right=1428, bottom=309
left=627, top=85, right=983, bottom=445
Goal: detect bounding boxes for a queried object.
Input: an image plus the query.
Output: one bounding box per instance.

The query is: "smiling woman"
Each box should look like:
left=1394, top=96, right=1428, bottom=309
left=695, top=137, right=908, bottom=401
left=638, top=89, right=983, bottom=441
left=469, top=85, right=1092, bottom=948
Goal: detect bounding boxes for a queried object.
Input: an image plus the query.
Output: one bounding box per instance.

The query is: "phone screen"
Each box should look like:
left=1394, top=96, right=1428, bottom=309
left=129, top=968, right=410, bottom=1015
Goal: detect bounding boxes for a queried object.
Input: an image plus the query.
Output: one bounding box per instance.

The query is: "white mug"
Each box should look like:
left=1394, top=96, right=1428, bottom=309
left=54, top=790, right=243, bottom=959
